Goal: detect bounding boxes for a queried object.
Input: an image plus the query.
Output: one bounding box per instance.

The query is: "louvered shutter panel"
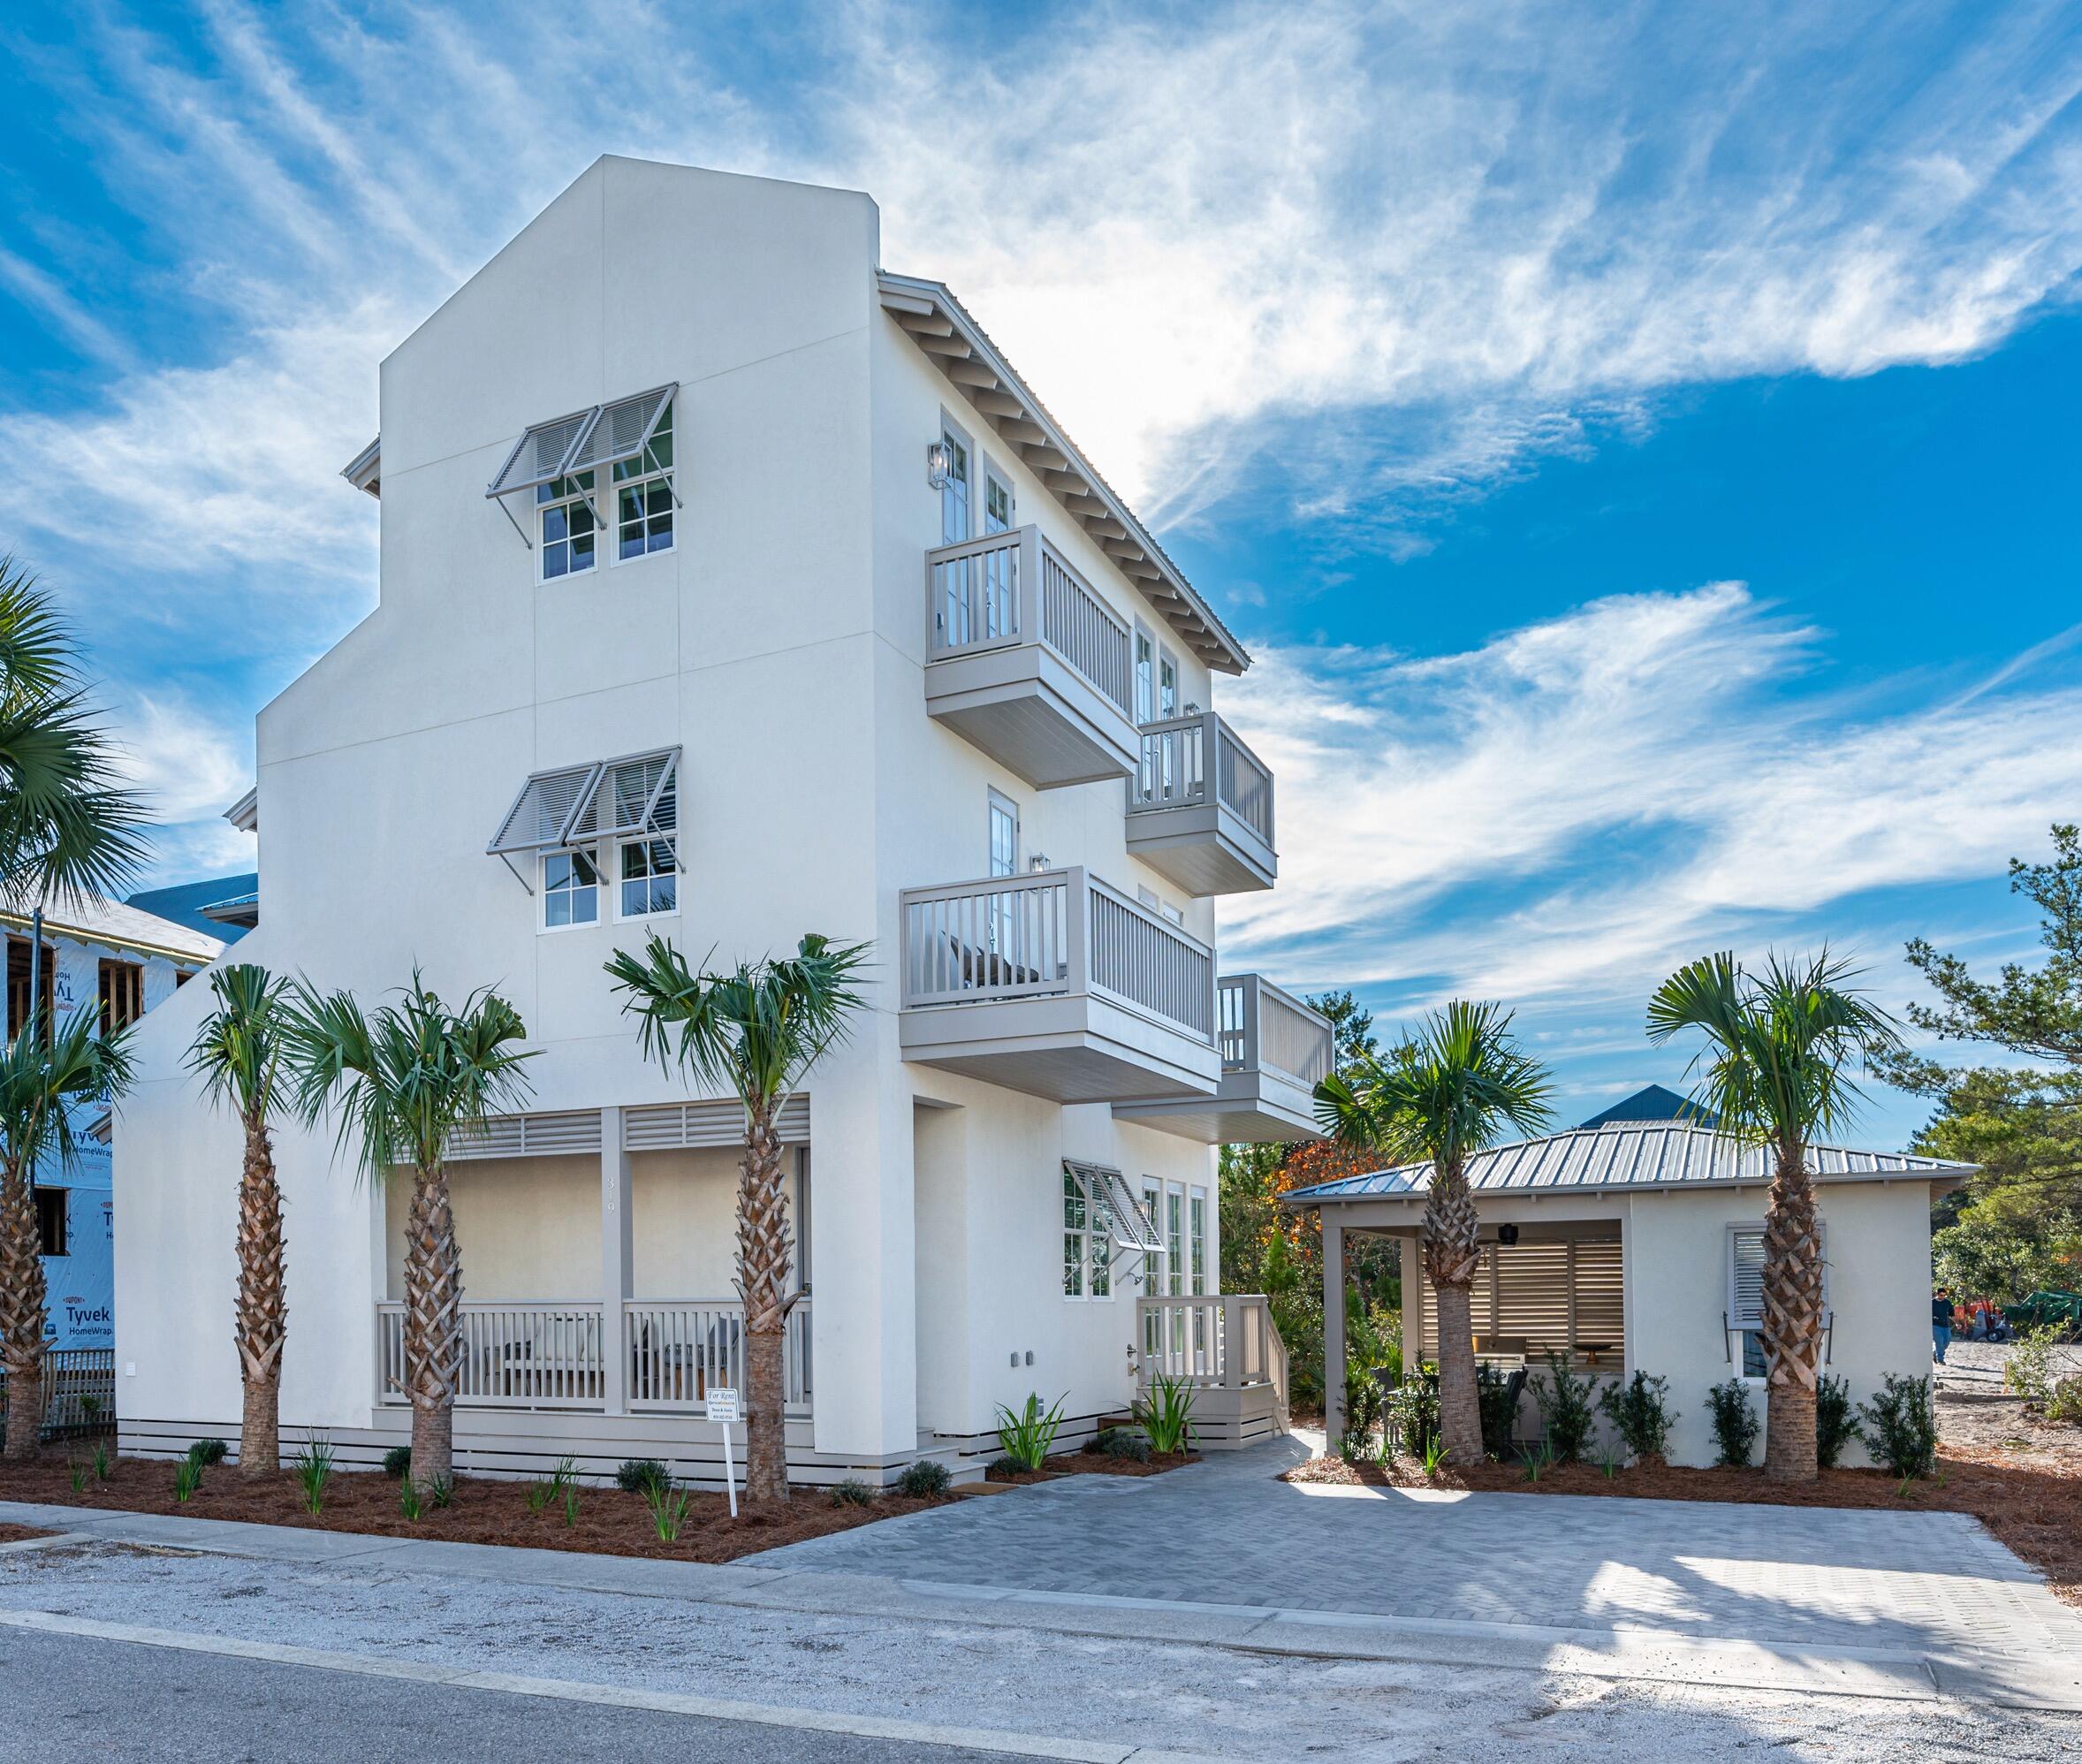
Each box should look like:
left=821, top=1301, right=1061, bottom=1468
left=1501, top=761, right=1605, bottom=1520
left=489, top=764, right=599, bottom=854
left=566, top=386, right=674, bottom=474
left=487, top=409, right=597, bottom=498
left=1728, top=1227, right=1766, bottom=1330
left=565, top=751, right=677, bottom=845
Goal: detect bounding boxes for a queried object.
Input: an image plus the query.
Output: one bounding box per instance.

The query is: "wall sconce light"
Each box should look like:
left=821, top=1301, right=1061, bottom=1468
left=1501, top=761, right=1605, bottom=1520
left=1496, top=1223, right=1520, bottom=1246
left=926, top=440, right=953, bottom=490
left=1028, top=852, right=1051, bottom=871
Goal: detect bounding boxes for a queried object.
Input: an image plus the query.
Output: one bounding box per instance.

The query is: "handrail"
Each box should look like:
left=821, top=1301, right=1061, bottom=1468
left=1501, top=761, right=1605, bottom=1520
left=1136, top=1294, right=1285, bottom=1395
left=1217, top=974, right=1333, bottom=1085
left=1128, top=710, right=1274, bottom=846
left=925, top=526, right=1134, bottom=720
left=900, top=866, right=1214, bottom=1041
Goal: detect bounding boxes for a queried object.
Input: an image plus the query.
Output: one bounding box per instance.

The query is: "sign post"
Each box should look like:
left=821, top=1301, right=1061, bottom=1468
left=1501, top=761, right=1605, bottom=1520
left=706, top=1387, right=741, bottom=1517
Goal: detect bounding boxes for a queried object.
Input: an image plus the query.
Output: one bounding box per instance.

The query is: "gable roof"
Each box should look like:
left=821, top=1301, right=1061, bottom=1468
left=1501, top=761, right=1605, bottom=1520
left=126, top=874, right=258, bottom=944
left=1579, top=1083, right=1719, bottom=1129
left=878, top=273, right=1249, bottom=676
left=2, top=896, right=224, bottom=964
left=1283, top=1120, right=1974, bottom=1205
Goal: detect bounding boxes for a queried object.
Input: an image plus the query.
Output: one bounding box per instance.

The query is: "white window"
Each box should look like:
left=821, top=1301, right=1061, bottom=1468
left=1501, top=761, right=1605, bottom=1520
left=1061, top=1162, right=1113, bottom=1300
left=612, top=399, right=675, bottom=561
left=1134, top=623, right=1155, bottom=725
left=1189, top=1188, right=1207, bottom=1295
left=984, top=462, right=1014, bottom=534
left=1727, top=1221, right=1830, bottom=1379
left=536, top=473, right=597, bottom=581
left=619, top=837, right=677, bottom=918
left=939, top=423, right=971, bottom=544
left=542, top=849, right=601, bottom=929
left=988, top=789, right=1019, bottom=878
left=1159, top=647, right=1179, bottom=719
left=1165, top=1186, right=1184, bottom=1297
left=613, top=757, right=679, bottom=919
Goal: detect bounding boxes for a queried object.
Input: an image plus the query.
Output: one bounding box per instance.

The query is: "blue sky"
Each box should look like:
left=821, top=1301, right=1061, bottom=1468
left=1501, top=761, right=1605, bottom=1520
left=4, top=1, right=2081, bottom=1145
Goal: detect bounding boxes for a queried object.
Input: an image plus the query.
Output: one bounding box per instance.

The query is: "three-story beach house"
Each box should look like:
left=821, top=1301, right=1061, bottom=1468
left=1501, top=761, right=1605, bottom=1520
left=111, top=158, right=1329, bottom=1486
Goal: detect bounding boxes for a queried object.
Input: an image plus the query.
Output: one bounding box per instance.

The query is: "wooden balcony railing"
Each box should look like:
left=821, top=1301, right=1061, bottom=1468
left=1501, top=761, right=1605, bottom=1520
left=1218, top=975, right=1333, bottom=1087
left=1128, top=710, right=1275, bottom=847
left=900, top=866, right=1215, bottom=1041
left=926, top=526, right=1134, bottom=720
left=1137, top=1294, right=1289, bottom=1421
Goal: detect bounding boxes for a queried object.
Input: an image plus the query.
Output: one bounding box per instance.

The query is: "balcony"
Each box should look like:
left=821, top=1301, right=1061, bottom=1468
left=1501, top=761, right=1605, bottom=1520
left=899, top=867, right=1220, bottom=1103
left=923, top=527, right=1140, bottom=788
left=1116, top=974, right=1331, bottom=1144
left=1125, top=711, right=1276, bottom=894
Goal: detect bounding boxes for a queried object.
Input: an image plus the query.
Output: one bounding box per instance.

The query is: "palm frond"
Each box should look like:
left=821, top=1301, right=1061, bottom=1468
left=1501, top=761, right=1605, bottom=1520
left=186, top=963, right=290, bottom=1122
left=0, top=1005, right=133, bottom=1178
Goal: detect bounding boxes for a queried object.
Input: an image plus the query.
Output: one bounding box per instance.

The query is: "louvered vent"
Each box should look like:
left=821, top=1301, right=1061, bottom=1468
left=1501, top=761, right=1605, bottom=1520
left=623, top=1094, right=809, bottom=1152
left=445, top=1110, right=604, bottom=1160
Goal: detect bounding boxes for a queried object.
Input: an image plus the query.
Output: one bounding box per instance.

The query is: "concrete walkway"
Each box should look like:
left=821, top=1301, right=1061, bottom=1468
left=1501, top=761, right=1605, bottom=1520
left=2, top=1443, right=2080, bottom=1715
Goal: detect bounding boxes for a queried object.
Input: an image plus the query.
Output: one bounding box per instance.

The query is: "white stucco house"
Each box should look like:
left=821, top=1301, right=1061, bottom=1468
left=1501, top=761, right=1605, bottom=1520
left=111, top=157, right=1329, bottom=1486
left=1288, top=1093, right=1974, bottom=1469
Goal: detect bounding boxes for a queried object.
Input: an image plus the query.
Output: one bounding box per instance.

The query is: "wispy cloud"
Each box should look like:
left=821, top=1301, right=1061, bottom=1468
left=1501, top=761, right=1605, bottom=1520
left=1219, top=589, right=2082, bottom=1015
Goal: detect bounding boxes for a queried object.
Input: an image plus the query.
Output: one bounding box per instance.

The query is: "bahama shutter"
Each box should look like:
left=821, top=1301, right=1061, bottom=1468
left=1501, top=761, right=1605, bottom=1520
left=487, top=762, right=603, bottom=855
left=486, top=408, right=600, bottom=501
left=1728, top=1226, right=1767, bottom=1331
left=564, top=384, right=676, bottom=475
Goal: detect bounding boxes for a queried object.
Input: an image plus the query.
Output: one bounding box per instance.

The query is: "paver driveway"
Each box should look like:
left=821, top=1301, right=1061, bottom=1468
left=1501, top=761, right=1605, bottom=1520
left=760, top=1439, right=2082, bottom=1692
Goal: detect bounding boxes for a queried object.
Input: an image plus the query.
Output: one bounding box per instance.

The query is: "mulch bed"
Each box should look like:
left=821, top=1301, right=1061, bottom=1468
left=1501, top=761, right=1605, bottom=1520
left=0, top=1523, right=50, bottom=1544
left=986, top=1448, right=1197, bottom=1485
left=0, top=1451, right=957, bottom=1564
left=1288, top=1443, right=2082, bottom=1606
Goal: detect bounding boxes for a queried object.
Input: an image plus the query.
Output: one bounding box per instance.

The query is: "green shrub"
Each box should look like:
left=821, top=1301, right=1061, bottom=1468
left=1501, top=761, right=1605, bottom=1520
left=1815, top=1373, right=1860, bottom=1469
left=1519, top=1441, right=1554, bottom=1482
left=1858, top=1372, right=1938, bottom=1480
left=91, top=1441, right=110, bottom=1482
left=67, top=1458, right=88, bottom=1494
left=1706, top=1379, right=1759, bottom=1468
left=561, top=1482, right=581, bottom=1527
left=383, top=1446, right=412, bottom=1479
left=828, top=1478, right=876, bottom=1508
left=1597, top=1371, right=1676, bottom=1463
left=995, top=1394, right=1066, bottom=1472
left=895, top=1459, right=954, bottom=1496
left=645, top=1479, right=692, bottom=1542
left=1477, top=1365, right=1519, bottom=1458
left=1134, top=1374, right=1197, bottom=1456
left=429, top=1474, right=454, bottom=1509
left=1387, top=1379, right=1440, bottom=1463
left=2046, top=1376, right=2082, bottom=1426
left=2006, top=1324, right=2063, bottom=1405
left=188, top=1438, right=229, bottom=1466
left=172, top=1455, right=203, bottom=1502
left=289, top=1437, right=335, bottom=1514
left=616, top=1458, right=672, bottom=1497
left=398, top=1478, right=423, bottom=1521
left=1534, top=1351, right=1598, bottom=1463
left=1092, top=1426, right=1151, bottom=1464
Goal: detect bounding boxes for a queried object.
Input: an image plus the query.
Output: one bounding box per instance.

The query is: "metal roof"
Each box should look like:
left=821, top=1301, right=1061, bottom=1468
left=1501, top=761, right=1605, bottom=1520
left=1283, top=1120, right=1975, bottom=1205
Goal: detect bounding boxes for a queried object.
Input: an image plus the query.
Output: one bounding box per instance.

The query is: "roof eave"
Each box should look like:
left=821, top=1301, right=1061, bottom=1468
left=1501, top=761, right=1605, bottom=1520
left=878, top=272, right=1249, bottom=676
left=341, top=437, right=382, bottom=498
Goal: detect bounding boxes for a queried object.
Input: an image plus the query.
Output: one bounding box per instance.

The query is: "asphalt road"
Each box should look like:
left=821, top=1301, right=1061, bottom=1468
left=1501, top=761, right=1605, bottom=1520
left=0, top=1626, right=1052, bottom=1764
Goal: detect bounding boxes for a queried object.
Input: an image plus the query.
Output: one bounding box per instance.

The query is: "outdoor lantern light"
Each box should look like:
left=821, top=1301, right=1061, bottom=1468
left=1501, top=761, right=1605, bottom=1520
left=926, top=439, right=953, bottom=490
left=1496, top=1223, right=1521, bottom=1246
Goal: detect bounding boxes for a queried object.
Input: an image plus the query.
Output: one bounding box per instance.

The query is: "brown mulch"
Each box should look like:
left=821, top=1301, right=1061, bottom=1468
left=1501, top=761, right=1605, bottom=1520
left=0, top=1451, right=957, bottom=1564
left=1287, top=1442, right=2082, bottom=1607
left=0, top=1523, right=50, bottom=1544
left=986, top=1448, right=1197, bottom=1484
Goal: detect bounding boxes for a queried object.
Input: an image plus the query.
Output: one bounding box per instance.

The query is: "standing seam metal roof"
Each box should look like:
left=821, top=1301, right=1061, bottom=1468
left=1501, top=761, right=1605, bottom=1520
left=1282, top=1121, right=1974, bottom=1204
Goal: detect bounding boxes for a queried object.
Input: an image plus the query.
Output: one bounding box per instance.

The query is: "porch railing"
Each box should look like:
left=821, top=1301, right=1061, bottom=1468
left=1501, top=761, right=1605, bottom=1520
left=375, top=1299, right=813, bottom=1414
left=1218, top=975, right=1334, bottom=1087
left=1128, top=710, right=1275, bottom=847
left=1137, top=1295, right=1289, bottom=1423
left=0, top=1347, right=116, bottom=1437
left=926, top=525, right=1134, bottom=720
left=900, top=866, right=1215, bottom=1041
left=625, top=1299, right=812, bottom=1412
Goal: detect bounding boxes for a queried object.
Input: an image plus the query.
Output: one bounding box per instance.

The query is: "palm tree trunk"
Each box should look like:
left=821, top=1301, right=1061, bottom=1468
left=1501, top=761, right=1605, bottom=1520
left=233, top=1114, right=285, bottom=1476
left=1761, top=1139, right=1824, bottom=1482
left=402, top=1161, right=462, bottom=1492
left=0, top=1157, right=47, bottom=1460
left=737, top=1096, right=793, bottom=1503
left=1425, top=1156, right=1485, bottom=1465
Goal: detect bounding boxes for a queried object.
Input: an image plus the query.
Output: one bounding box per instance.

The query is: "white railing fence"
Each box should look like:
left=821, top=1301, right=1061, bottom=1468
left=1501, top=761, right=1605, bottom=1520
left=1137, top=1295, right=1288, bottom=1418
left=1128, top=711, right=1275, bottom=847
left=926, top=526, right=1133, bottom=720
left=1217, top=975, right=1333, bottom=1087
left=376, top=1300, right=814, bottom=1415
left=900, top=867, right=1214, bottom=1043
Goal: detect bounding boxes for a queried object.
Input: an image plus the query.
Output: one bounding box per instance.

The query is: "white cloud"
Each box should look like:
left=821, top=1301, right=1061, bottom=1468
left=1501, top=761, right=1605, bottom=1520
left=1217, top=589, right=2082, bottom=1009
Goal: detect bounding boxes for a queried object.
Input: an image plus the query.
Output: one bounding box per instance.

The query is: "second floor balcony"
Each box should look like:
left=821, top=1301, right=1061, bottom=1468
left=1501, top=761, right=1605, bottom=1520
left=898, top=866, right=1220, bottom=1103
left=1126, top=711, right=1276, bottom=894
left=923, top=526, right=1140, bottom=789
left=1116, top=974, right=1332, bottom=1144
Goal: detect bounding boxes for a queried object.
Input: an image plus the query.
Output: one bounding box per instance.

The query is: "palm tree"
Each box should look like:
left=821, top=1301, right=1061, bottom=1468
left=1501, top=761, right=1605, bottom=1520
left=1315, top=1000, right=1552, bottom=1465
left=0, top=1007, right=131, bottom=1457
left=1648, top=950, right=1902, bottom=1482
left=0, top=559, right=150, bottom=1017
left=606, top=932, right=870, bottom=1502
left=186, top=964, right=293, bottom=1477
left=285, top=973, right=534, bottom=1492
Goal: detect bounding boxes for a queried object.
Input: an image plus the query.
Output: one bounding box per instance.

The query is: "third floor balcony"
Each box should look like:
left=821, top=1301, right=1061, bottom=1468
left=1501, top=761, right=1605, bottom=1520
left=923, top=526, right=1140, bottom=789
left=1125, top=711, right=1276, bottom=894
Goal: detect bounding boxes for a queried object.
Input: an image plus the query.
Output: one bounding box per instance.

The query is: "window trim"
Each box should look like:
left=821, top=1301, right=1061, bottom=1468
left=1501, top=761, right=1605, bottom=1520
left=538, top=846, right=604, bottom=934
left=536, top=471, right=601, bottom=585
left=938, top=410, right=976, bottom=545
left=987, top=788, right=1020, bottom=878
left=607, top=395, right=677, bottom=567
left=1060, top=1161, right=1117, bottom=1303
left=982, top=456, right=1016, bottom=535
left=612, top=833, right=680, bottom=924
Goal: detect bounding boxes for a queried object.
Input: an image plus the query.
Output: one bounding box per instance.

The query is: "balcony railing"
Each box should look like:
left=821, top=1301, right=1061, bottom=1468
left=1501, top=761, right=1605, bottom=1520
left=1219, top=975, right=1333, bottom=1088
left=1138, top=1294, right=1289, bottom=1418
left=375, top=1299, right=811, bottom=1413
left=1129, top=711, right=1274, bottom=847
left=927, top=526, right=1134, bottom=721
left=900, top=866, right=1215, bottom=1042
